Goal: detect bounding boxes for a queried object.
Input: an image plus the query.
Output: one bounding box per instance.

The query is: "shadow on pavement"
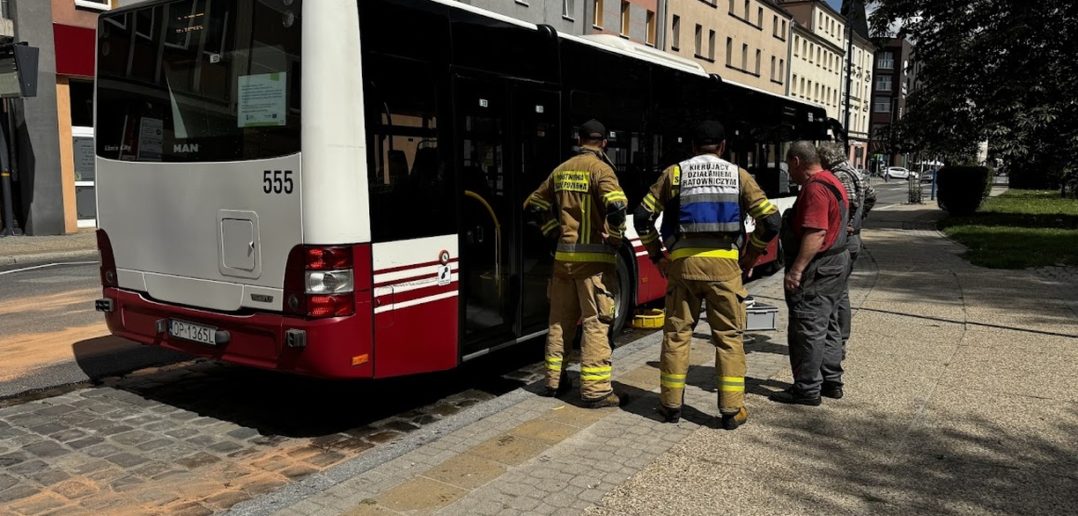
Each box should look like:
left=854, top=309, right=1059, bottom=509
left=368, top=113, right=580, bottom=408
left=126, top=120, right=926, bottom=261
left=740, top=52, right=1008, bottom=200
left=72, top=336, right=190, bottom=381
left=736, top=403, right=1078, bottom=514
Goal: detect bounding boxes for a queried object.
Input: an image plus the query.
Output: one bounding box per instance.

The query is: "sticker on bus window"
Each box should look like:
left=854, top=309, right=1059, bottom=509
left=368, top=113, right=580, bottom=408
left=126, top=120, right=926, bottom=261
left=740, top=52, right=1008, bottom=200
left=237, top=73, right=287, bottom=128
left=137, top=117, right=163, bottom=161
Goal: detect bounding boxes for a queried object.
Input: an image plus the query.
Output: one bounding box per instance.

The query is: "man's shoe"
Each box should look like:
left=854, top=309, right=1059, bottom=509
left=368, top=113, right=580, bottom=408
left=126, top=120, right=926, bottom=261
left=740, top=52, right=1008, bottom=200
left=582, top=393, right=621, bottom=409
left=768, top=388, right=822, bottom=406
left=720, top=407, right=748, bottom=430
left=657, top=405, right=681, bottom=423
left=821, top=383, right=844, bottom=399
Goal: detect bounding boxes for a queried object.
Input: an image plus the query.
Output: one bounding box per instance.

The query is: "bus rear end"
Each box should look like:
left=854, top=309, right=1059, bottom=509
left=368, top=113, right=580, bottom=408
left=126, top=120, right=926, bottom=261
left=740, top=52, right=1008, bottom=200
left=95, top=0, right=375, bottom=378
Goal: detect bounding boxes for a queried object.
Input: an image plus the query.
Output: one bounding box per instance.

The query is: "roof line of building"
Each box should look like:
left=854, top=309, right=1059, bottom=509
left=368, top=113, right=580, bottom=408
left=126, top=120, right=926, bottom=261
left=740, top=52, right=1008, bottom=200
left=791, top=22, right=846, bottom=54
left=780, top=0, right=847, bottom=23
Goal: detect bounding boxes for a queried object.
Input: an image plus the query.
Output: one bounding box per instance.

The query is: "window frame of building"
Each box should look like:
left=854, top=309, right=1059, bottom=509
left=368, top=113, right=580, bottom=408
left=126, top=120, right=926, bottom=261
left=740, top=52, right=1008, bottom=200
left=75, top=0, right=111, bottom=9
left=562, top=0, right=575, bottom=20
left=754, top=48, right=761, bottom=75
left=778, top=59, right=784, bottom=83
left=874, top=96, right=892, bottom=113
left=770, top=55, right=776, bottom=81
left=671, top=14, right=680, bottom=51
left=757, top=7, right=763, bottom=27
left=696, top=24, right=704, bottom=58
left=878, top=51, right=895, bottom=69
left=744, top=0, right=750, bottom=19
left=726, top=36, right=733, bottom=65
left=645, top=9, right=656, bottom=46
left=773, top=15, right=778, bottom=37
left=592, top=0, right=604, bottom=28
left=708, top=30, right=716, bottom=61
left=619, top=1, right=630, bottom=37
left=876, top=74, right=892, bottom=92
left=793, top=36, right=799, bottom=56
left=741, top=43, right=748, bottom=69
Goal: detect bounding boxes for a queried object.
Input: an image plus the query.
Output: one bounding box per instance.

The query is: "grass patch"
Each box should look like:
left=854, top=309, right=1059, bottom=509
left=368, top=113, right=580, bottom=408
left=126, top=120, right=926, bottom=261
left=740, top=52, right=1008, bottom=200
left=940, top=190, right=1078, bottom=269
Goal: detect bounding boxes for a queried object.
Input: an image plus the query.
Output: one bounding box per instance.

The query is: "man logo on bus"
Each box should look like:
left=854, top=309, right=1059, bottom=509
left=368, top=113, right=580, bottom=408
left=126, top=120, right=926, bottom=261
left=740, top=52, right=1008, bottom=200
left=174, top=143, right=199, bottom=153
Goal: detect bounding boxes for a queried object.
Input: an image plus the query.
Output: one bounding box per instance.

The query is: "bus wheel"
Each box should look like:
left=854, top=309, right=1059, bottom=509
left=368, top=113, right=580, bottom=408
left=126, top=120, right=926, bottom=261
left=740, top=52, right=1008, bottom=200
left=610, top=252, right=633, bottom=343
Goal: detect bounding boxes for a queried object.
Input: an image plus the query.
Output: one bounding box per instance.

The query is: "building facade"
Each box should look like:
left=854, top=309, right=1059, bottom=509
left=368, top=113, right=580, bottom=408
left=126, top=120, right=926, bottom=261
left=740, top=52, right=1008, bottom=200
left=585, top=0, right=663, bottom=47
left=840, top=30, right=873, bottom=168
left=869, top=37, right=916, bottom=171
left=664, top=0, right=790, bottom=96
left=457, top=0, right=586, bottom=34
left=3, top=0, right=104, bottom=236
left=781, top=0, right=845, bottom=121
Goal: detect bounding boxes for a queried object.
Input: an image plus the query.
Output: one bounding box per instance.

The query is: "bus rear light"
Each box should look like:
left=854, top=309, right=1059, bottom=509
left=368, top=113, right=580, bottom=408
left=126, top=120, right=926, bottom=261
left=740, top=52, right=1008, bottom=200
left=305, top=270, right=354, bottom=294
left=285, top=245, right=365, bottom=319
left=305, top=246, right=352, bottom=270
left=96, top=229, right=117, bottom=287
left=307, top=294, right=354, bottom=318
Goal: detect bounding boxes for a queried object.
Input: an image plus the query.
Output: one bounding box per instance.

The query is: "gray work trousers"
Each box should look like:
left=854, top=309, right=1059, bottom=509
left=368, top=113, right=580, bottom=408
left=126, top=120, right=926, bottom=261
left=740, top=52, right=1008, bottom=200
left=784, top=250, right=850, bottom=396
left=836, top=234, right=862, bottom=352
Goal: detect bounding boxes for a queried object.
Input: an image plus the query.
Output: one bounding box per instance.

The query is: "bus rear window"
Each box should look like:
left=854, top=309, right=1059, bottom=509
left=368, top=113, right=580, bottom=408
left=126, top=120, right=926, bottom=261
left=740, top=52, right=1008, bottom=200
left=96, top=0, right=301, bottom=162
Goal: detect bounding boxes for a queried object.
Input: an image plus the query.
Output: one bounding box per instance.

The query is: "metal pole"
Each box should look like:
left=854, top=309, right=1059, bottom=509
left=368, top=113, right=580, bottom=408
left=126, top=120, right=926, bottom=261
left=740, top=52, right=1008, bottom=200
left=843, top=11, right=854, bottom=147
left=0, top=98, right=16, bottom=236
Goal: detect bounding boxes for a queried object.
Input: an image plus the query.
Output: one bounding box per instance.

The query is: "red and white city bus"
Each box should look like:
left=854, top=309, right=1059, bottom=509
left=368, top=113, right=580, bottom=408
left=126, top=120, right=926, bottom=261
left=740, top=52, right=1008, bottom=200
left=94, top=0, right=828, bottom=379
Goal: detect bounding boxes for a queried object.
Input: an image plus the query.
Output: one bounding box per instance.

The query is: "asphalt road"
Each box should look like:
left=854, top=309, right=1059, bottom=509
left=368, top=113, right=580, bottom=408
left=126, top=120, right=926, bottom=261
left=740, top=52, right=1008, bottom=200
left=0, top=260, right=190, bottom=399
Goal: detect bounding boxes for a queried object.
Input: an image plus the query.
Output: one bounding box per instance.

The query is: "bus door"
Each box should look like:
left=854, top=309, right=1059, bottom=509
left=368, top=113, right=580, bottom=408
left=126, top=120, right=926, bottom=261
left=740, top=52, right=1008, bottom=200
left=454, top=75, right=560, bottom=356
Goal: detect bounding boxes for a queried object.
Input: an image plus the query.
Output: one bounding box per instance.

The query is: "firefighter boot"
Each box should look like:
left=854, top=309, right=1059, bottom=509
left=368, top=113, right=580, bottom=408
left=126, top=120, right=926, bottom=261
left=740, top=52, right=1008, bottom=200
left=542, top=371, right=573, bottom=398
left=582, top=392, right=622, bottom=409
left=658, top=405, right=681, bottom=423
left=720, top=407, right=748, bottom=431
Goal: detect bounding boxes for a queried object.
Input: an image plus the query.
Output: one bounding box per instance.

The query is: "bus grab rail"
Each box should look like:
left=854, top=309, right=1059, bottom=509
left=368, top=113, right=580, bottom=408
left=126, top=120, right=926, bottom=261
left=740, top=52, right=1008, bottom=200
left=464, top=190, right=502, bottom=295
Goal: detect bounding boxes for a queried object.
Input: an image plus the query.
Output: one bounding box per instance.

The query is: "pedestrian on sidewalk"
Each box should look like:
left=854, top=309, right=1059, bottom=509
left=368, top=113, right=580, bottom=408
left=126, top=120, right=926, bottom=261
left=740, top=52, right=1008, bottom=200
left=634, top=121, right=781, bottom=429
left=770, top=142, right=849, bottom=406
left=818, top=142, right=875, bottom=394
left=524, top=119, right=627, bottom=409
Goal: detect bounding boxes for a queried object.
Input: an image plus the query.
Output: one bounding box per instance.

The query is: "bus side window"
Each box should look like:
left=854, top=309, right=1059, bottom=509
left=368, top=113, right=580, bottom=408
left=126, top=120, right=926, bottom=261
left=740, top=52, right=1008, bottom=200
left=363, top=57, right=454, bottom=243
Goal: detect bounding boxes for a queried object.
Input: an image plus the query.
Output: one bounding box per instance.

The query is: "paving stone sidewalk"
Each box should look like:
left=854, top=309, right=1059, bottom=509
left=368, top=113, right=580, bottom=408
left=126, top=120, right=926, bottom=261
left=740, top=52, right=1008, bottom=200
left=236, top=201, right=1077, bottom=515
left=0, top=231, right=98, bottom=266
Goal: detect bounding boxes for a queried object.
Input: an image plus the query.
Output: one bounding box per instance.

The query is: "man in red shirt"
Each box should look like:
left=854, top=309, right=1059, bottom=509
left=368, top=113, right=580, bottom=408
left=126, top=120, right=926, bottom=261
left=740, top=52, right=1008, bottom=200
left=770, top=141, right=850, bottom=406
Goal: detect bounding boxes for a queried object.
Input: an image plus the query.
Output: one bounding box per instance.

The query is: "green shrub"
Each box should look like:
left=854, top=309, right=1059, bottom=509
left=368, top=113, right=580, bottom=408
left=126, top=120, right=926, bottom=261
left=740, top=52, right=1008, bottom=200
left=937, top=166, right=990, bottom=215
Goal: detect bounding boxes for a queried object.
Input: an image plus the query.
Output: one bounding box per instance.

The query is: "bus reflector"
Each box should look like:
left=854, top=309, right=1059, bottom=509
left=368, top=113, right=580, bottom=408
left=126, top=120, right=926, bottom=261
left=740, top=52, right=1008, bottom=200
left=351, top=354, right=369, bottom=366
left=96, top=229, right=117, bottom=288
left=305, top=246, right=352, bottom=270
left=307, top=294, right=354, bottom=318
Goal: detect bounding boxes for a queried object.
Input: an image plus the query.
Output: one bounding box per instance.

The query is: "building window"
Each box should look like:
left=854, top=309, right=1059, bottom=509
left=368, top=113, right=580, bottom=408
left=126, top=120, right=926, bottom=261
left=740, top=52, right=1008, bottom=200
left=816, top=47, right=821, bottom=66
left=75, top=0, right=111, bottom=10
left=620, top=1, right=630, bottom=36
left=696, top=24, right=703, bottom=57
left=878, top=51, right=895, bottom=69
left=728, top=0, right=734, bottom=14
left=726, top=37, right=733, bottom=64
left=741, top=43, right=748, bottom=69
left=755, top=49, right=761, bottom=75
left=709, top=30, right=716, bottom=61
left=770, top=56, right=776, bottom=80
left=646, top=10, right=656, bottom=46
left=671, top=15, right=681, bottom=50
left=800, top=77, right=805, bottom=96
left=773, top=16, right=778, bottom=36
left=794, top=36, right=799, bottom=56
left=779, top=59, right=784, bottom=81
left=877, top=75, right=892, bottom=91
left=874, top=96, right=891, bottom=113
left=757, top=7, right=763, bottom=27
left=593, top=0, right=603, bottom=27
left=782, top=20, right=787, bottom=35
left=562, top=0, right=574, bottom=19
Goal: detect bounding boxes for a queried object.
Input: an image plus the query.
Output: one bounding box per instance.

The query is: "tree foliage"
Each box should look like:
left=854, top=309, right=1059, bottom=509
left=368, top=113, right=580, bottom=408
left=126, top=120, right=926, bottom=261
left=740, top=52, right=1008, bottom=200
left=871, top=0, right=1078, bottom=187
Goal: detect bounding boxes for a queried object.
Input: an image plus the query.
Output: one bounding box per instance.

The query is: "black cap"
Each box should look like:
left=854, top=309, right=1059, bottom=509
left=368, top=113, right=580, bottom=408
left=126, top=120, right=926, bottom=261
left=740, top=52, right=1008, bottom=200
left=693, top=120, right=726, bottom=146
left=578, top=119, right=606, bottom=140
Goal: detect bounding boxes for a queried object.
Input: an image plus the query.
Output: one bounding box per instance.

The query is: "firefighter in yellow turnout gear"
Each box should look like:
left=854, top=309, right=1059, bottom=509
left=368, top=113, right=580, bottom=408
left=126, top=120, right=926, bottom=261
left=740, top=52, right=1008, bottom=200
left=634, top=121, right=781, bottom=429
left=524, top=120, right=627, bottom=408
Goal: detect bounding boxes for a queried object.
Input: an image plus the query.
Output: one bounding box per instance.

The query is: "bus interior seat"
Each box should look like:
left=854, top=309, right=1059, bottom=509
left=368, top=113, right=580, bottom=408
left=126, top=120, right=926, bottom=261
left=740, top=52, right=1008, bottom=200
left=411, top=146, right=440, bottom=184
left=387, top=150, right=409, bottom=179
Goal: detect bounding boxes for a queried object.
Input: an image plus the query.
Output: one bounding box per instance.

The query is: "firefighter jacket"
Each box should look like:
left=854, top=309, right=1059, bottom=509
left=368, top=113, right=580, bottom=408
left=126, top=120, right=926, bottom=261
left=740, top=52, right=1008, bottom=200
left=524, top=146, right=628, bottom=277
left=634, top=153, right=781, bottom=282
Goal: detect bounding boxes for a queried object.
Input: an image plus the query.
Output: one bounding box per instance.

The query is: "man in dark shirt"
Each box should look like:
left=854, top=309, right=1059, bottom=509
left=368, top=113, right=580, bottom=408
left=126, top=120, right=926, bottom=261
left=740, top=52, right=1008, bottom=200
left=770, top=141, right=850, bottom=406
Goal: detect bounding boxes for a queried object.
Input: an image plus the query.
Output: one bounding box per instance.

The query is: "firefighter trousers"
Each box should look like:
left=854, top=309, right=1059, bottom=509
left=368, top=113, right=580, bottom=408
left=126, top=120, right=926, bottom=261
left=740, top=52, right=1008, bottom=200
left=545, top=267, right=617, bottom=400
left=660, top=271, right=748, bottom=414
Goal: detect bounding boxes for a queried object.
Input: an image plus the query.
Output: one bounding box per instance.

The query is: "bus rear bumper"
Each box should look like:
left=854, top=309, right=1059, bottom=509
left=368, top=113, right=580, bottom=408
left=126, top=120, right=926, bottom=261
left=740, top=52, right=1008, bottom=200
left=100, top=287, right=374, bottom=379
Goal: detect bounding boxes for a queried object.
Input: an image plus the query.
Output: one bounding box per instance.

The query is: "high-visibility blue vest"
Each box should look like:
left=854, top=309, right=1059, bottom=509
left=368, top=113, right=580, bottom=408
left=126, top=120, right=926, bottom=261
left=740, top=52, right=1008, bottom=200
left=676, top=154, right=742, bottom=235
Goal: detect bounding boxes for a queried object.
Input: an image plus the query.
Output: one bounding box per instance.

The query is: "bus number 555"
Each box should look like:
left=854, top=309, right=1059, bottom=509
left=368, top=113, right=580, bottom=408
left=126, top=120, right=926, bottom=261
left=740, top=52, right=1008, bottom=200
left=263, top=170, right=294, bottom=194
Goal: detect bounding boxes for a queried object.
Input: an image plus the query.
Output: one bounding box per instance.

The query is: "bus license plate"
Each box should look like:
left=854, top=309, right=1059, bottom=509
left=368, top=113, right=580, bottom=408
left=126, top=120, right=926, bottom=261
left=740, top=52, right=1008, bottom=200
left=169, top=320, right=217, bottom=346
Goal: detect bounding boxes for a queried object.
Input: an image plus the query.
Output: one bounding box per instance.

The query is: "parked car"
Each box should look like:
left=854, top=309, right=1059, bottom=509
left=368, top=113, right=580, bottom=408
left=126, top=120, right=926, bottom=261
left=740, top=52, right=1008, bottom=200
left=920, top=169, right=937, bottom=183
left=885, top=166, right=911, bottom=180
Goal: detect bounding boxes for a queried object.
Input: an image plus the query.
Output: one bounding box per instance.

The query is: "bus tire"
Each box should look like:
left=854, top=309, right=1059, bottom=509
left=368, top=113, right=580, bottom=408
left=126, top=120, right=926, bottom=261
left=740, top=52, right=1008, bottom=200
left=609, top=251, right=633, bottom=343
